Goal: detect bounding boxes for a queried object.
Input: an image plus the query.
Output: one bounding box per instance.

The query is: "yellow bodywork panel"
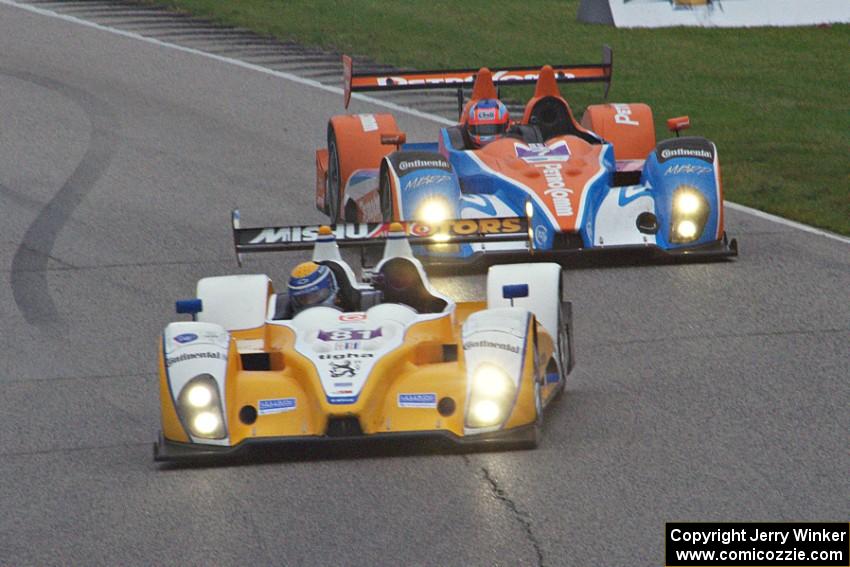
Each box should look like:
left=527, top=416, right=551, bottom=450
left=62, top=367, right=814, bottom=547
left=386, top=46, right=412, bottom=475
left=160, top=303, right=561, bottom=446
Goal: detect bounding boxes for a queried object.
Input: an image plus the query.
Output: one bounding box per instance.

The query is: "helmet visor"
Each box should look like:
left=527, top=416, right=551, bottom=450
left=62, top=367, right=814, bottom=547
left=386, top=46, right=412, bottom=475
left=292, top=285, right=332, bottom=307
left=468, top=123, right=507, bottom=138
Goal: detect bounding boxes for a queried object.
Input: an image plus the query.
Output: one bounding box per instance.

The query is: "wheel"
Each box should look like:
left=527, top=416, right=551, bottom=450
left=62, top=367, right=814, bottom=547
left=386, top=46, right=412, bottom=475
left=555, top=273, right=570, bottom=398
left=523, top=382, right=542, bottom=449
left=326, top=125, right=342, bottom=222
left=534, top=375, right=544, bottom=423
left=379, top=164, right=395, bottom=221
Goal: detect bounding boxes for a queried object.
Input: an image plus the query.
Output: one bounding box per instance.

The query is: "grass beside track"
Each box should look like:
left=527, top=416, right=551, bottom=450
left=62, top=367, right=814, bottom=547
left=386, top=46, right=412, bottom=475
left=144, top=0, right=850, bottom=235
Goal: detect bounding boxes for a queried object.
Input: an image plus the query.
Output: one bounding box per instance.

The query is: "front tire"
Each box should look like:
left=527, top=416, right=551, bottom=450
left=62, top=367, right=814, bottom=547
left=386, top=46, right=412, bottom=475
left=326, top=125, right=342, bottom=222
left=555, top=273, right=571, bottom=398
left=379, top=163, right=395, bottom=222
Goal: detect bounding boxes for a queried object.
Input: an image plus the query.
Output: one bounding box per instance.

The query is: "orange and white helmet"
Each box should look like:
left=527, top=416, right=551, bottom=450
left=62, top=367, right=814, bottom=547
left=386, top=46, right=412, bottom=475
left=467, top=99, right=510, bottom=147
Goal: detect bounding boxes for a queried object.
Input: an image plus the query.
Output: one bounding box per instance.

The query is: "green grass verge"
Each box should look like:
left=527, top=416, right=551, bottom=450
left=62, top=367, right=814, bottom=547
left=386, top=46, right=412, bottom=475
left=144, top=0, right=850, bottom=235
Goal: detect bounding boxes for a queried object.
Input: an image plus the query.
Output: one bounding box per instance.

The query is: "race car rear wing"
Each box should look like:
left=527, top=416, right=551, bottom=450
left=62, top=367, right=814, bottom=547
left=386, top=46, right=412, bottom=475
left=343, top=45, right=613, bottom=113
left=231, top=210, right=531, bottom=266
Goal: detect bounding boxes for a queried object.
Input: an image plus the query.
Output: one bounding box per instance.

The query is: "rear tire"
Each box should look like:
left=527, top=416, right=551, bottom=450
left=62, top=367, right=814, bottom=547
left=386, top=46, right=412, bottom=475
left=326, top=125, right=342, bottom=222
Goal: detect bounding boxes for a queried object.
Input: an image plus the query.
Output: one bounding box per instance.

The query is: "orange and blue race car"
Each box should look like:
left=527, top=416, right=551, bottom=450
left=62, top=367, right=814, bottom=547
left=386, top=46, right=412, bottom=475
left=154, top=215, right=574, bottom=461
left=302, top=47, right=737, bottom=266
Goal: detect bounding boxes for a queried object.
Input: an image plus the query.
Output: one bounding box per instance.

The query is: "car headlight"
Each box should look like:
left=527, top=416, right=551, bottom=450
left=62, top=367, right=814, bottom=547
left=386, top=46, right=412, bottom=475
left=466, top=363, right=517, bottom=428
left=670, top=186, right=709, bottom=244
left=177, top=374, right=226, bottom=439
left=416, top=197, right=451, bottom=224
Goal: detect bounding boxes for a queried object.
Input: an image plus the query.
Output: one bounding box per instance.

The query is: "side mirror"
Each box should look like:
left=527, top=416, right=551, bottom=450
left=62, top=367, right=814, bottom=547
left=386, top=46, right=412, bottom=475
left=502, top=284, right=529, bottom=300
left=667, top=116, right=690, bottom=137
left=380, top=132, right=407, bottom=146
left=176, top=298, right=203, bottom=321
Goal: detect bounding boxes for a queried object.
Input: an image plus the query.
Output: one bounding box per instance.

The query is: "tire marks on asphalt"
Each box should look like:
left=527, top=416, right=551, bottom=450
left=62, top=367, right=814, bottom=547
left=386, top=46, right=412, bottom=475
left=5, top=70, right=119, bottom=324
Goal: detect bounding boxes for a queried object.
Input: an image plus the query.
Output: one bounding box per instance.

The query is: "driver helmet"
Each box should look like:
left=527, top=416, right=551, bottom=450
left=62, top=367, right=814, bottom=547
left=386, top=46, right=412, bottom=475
left=288, top=261, right=338, bottom=313
left=467, top=98, right=510, bottom=147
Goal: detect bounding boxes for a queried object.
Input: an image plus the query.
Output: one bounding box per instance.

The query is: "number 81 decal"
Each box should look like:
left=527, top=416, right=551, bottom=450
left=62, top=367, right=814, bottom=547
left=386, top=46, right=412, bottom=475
left=318, top=328, right=383, bottom=341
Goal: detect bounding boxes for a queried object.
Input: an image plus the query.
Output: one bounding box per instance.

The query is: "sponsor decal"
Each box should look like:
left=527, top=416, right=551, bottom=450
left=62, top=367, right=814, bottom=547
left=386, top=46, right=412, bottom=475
left=329, top=360, right=361, bottom=378
left=398, top=393, right=438, bottom=408
left=423, top=217, right=523, bottom=237
left=657, top=140, right=715, bottom=164
left=165, top=351, right=224, bottom=368
left=535, top=163, right=575, bottom=217
left=374, top=69, right=576, bottom=88
left=245, top=217, right=524, bottom=245
left=358, top=114, right=378, bottom=132
left=173, top=333, right=198, bottom=344
left=248, top=223, right=372, bottom=245
left=318, top=328, right=383, bottom=341
left=403, top=174, right=452, bottom=191
left=339, top=312, right=367, bottom=322
left=535, top=224, right=549, bottom=246
left=398, top=159, right=451, bottom=172
left=476, top=108, right=497, bottom=121
left=258, top=398, right=297, bottom=415
left=660, top=147, right=713, bottom=160
left=613, top=103, right=639, bottom=126
left=664, top=164, right=713, bottom=176
left=463, top=340, right=521, bottom=354
left=329, top=396, right=357, bottom=405
left=514, top=141, right=571, bottom=163
left=333, top=341, right=362, bottom=351
left=318, top=352, right=374, bottom=359
left=333, top=382, right=353, bottom=388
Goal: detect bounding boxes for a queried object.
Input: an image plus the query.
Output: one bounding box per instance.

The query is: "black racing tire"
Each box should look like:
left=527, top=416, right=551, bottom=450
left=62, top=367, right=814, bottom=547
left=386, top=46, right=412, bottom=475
left=326, top=124, right=342, bottom=222
left=379, top=163, right=395, bottom=222
left=555, top=272, right=570, bottom=399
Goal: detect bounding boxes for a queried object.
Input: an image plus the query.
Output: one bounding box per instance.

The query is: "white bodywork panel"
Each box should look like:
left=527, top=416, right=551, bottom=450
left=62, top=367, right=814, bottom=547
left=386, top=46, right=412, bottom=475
left=593, top=185, right=657, bottom=246
left=461, top=307, right=530, bottom=434
left=487, top=262, right=562, bottom=342
left=197, top=274, right=270, bottom=331
left=163, top=321, right=231, bottom=446
left=279, top=304, right=448, bottom=404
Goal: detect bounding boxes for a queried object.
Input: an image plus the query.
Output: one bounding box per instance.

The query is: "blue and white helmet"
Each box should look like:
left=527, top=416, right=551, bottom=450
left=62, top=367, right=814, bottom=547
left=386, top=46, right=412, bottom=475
left=288, top=261, right=338, bottom=313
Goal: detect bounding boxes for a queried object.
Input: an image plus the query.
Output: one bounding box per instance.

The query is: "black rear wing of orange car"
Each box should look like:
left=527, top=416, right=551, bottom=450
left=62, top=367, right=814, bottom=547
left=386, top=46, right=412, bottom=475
left=231, top=210, right=531, bottom=266
left=343, top=45, right=613, bottom=112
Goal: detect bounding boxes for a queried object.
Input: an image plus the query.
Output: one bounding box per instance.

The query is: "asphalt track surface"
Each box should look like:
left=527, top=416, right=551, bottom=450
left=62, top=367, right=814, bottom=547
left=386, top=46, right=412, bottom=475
left=0, top=3, right=848, bottom=566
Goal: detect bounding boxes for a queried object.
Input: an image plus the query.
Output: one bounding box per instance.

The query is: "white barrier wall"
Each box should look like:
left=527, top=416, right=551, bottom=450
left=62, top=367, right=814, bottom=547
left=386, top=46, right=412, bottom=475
left=579, top=0, right=850, bottom=28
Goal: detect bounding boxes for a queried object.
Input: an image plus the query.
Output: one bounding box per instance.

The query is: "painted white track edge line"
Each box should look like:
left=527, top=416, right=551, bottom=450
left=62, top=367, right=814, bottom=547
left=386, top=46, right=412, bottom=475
left=4, top=0, right=848, bottom=246
left=724, top=201, right=850, bottom=245
left=0, top=0, right=455, bottom=127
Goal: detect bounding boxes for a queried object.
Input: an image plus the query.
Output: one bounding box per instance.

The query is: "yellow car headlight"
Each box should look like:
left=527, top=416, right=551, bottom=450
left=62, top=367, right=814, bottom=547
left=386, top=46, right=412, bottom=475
left=416, top=198, right=451, bottom=224
left=186, top=383, right=213, bottom=408
left=670, top=186, right=709, bottom=244
left=675, top=219, right=698, bottom=240
left=177, top=374, right=227, bottom=439
left=472, top=364, right=514, bottom=398
left=470, top=400, right=503, bottom=426
left=674, top=191, right=702, bottom=215
left=466, top=364, right=517, bottom=428
left=192, top=412, right=221, bottom=435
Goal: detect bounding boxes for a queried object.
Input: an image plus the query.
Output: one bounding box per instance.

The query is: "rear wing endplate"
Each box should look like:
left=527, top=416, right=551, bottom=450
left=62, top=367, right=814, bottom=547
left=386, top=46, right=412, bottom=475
left=343, top=45, right=613, bottom=109
left=231, top=210, right=531, bottom=266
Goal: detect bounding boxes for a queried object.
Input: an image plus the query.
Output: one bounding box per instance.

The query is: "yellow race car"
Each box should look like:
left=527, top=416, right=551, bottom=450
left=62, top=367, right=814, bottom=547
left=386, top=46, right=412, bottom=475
left=154, top=218, right=574, bottom=461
